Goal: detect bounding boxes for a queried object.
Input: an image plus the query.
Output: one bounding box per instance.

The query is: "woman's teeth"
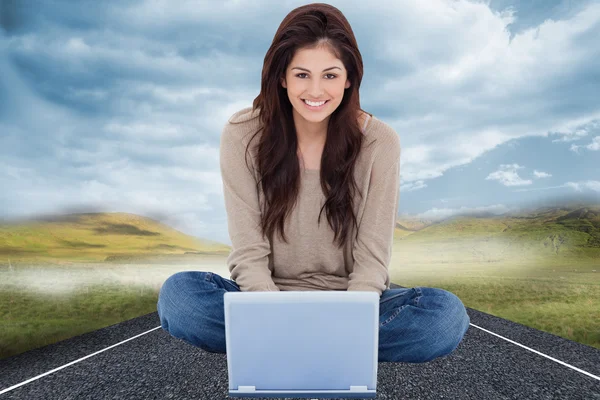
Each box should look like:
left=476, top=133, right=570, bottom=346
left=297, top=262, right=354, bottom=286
left=303, top=99, right=328, bottom=107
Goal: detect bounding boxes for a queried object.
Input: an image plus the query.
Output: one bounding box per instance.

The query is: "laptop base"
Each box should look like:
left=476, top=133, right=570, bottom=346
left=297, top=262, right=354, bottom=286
left=228, top=389, right=376, bottom=398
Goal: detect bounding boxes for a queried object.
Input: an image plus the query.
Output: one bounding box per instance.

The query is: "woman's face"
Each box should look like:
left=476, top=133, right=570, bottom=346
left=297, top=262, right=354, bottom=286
left=281, top=45, right=351, bottom=126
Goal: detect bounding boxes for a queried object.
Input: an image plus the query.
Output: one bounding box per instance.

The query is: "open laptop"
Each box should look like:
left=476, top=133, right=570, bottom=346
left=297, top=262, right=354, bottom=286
left=224, top=290, right=379, bottom=398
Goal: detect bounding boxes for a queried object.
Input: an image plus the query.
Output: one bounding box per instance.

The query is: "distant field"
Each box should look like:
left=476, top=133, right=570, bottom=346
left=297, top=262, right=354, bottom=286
left=0, top=255, right=231, bottom=361
left=1, top=208, right=598, bottom=360
left=1, top=253, right=598, bottom=361
left=391, top=258, right=599, bottom=350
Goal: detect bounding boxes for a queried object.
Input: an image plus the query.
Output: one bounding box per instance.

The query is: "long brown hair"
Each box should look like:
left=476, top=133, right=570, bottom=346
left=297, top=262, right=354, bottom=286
left=233, top=3, right=373, bottom=249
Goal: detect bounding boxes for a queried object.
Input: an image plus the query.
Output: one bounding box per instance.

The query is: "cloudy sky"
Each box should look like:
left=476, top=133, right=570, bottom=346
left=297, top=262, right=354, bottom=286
left=1, top=0, right=599, bottom=247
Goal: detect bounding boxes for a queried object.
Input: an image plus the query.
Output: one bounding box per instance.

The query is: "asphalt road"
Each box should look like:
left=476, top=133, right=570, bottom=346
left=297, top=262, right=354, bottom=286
left=1, top=283, right=599, bottom=399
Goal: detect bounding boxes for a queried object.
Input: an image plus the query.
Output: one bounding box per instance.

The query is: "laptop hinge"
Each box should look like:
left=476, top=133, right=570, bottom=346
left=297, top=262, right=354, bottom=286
left=237, top=386, right=256, bottom=392
left=350, top=385, right=368, bottom=391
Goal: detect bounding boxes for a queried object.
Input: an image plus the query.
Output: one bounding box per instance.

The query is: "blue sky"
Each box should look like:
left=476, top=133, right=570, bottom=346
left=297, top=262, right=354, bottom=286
left=0, top=0, right=598, bottom=246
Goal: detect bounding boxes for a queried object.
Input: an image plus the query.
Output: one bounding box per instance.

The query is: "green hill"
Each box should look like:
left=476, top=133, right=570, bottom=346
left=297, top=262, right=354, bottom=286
left=1, top=204, right=598, bottom=266
left=0, top=212, right=230, bottom=265
left=393, top=205, right=600, bottom=265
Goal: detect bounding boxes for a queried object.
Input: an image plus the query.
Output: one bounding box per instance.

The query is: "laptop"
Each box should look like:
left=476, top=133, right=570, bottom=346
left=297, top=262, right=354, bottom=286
left=224, top=290, right=379, bottom=398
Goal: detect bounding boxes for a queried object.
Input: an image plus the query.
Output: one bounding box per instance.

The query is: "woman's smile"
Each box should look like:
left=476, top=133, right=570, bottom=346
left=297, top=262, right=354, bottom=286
left=302, top=99, right=330, bottom=110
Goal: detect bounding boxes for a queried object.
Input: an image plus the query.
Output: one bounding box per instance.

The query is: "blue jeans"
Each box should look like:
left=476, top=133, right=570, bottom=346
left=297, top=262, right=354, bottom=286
left=157, top=271, right=470, bottom=363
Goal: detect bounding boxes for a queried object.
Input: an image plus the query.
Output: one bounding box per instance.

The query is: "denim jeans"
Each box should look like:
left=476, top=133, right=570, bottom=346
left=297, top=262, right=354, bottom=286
left=157, top=271, right=470, bottom=363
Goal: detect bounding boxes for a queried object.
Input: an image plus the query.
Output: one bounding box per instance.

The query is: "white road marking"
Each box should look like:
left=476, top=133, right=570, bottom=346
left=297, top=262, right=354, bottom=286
left=0, top=326, right=162, bottom=395
left=469, top=323, right=600, bottom=381
left=1, top=322, right=598, bottom=396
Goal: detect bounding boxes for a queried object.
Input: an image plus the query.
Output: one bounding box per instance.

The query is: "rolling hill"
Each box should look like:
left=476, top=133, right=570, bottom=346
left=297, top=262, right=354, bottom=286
left=0, top=212, right=230, bottom=265
left=393, top=204, right=600, bottom=264
left=0, top=204, right=598, bottom=266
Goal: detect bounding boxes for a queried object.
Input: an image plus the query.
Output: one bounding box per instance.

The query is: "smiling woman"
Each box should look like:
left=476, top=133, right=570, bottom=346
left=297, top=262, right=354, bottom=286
left=249, top=4, right=376, bottom=252
left=282, top=46, right=357, bottom=158
left=158, top=2, right=470, bottom=366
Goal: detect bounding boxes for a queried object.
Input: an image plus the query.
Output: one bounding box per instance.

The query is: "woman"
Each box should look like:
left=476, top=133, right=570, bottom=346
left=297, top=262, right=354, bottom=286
left=157, top=3, right=469, bottom=364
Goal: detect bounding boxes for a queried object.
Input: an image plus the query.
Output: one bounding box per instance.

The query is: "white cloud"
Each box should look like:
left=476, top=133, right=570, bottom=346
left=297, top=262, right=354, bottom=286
left=586, top=136, right=600, bottom=151
left=570, top=136, right=600, bottom=153
left=513, top=180, right=600, bottom=193
left=378, top=0, right=600, bottom=184
left=533, top=170, right=552, bottom=178
left=401, top=180, right=427, bottom=193
left=65, top=37, right=92, bottom=55
left=564, top=180, right=600, bottom=193
left=513, top=184, right=567, bottom=193
left=410, top=203, right=512, bottom=222
left=485, top=164, right=532, bottom=186
left=551, top=119, right=600, bottom=143
left=105, top=121, right=186, bottom=140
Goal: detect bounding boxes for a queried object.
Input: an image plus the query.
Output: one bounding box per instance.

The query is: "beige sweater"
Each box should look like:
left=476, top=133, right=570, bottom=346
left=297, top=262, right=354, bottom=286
left=219, top=106, right=401, bottom=296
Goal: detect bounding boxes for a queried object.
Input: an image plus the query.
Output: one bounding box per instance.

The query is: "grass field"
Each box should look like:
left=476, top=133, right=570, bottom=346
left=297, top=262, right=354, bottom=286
left=1, top=254, right=598, bottom=361
left=1, top=208, right=598, bottom=361
left=391, top=258, right=599, bottom=350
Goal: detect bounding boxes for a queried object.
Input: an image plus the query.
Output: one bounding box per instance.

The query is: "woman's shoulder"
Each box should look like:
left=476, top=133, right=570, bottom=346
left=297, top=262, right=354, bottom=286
left=364, top=114, right=400, bottom=153
left=223, top=106, right=263, bottom=148
left=228, top=106, right=261, bottom=124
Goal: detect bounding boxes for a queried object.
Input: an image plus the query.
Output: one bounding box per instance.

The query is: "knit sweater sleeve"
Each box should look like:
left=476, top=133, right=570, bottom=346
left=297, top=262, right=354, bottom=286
left=347, top=132, right=401, bottom=296
left=219, top=123, right=280, bottom=292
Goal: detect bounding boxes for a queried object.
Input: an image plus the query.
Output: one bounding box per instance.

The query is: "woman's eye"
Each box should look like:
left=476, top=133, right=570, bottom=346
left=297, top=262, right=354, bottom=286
left=296, top=73, right=336, bottom=79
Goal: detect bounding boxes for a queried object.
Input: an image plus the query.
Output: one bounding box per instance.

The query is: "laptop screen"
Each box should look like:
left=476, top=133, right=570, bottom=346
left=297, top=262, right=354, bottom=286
left=224, top=291, right=379, bottom=398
